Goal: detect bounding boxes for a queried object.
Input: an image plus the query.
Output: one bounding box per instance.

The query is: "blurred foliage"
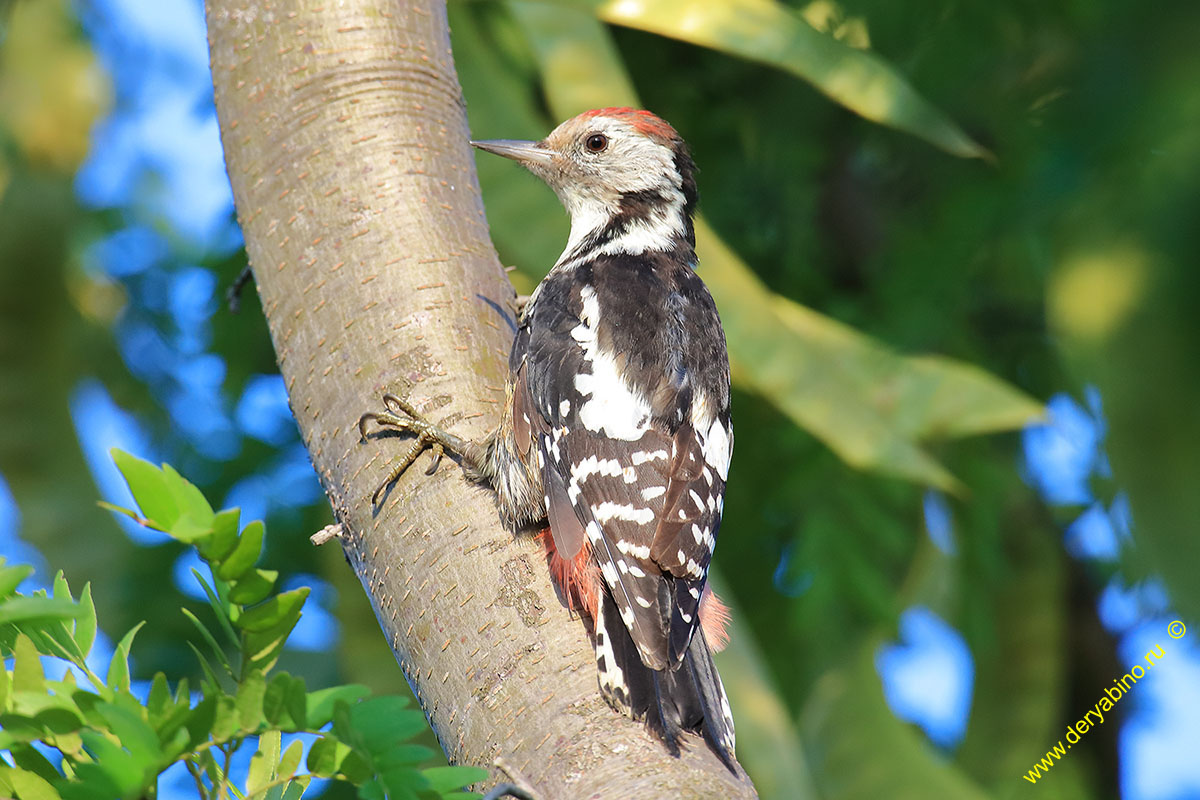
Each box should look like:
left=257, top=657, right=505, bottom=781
left=0, top=0, right=109, bottom=174
left=475, top=2, right=1041, bottom=491
left=560, top=0, right=991, bottom=159
left=0, top=452, right=486, bottom=800
left=1, top=0, right=1197, bottom=797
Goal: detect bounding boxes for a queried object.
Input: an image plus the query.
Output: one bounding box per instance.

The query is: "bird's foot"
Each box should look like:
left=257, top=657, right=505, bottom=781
left=358, top=393, right=477, bottom=505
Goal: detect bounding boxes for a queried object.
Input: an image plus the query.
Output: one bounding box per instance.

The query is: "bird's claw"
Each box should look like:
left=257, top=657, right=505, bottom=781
left=358, top=393, right=452, bottom=504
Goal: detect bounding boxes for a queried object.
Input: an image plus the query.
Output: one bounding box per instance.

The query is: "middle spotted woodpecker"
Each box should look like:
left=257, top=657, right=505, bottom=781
left=360, top=108, right=737, bottom=772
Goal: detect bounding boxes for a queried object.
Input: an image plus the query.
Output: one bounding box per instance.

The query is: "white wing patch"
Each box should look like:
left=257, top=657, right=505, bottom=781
left=702, top=417, right=732, bottom=480
left=592, top=502, right=656, bottom=525
left=640, top=485, right=666, bottom=501
left=631, top=449, right=669, bottom=465
left=571, top=285, right=654, bottom=441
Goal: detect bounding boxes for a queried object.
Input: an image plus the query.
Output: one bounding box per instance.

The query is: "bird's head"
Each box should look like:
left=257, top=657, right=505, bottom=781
left=472, top=108, right=698, bottom=262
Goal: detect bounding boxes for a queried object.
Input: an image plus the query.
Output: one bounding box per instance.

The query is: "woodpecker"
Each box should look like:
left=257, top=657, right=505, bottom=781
left=360, top=108, right=737, bottom=771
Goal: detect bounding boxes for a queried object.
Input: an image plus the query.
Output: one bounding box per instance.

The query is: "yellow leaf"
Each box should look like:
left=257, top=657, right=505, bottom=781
left=0, top=0, right=112, bottom=171
left=556, top=0, right=989, bottom=159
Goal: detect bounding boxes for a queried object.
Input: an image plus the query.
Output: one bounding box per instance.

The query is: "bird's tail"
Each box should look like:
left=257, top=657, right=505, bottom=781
left=594, top=589, right=738, bottom=774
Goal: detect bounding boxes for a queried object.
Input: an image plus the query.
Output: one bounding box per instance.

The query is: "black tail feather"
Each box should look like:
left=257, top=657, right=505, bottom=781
left=683, top=627, right=738, bottom=773
left=594, top=591, right=738, bottom=774
left=650, top=669, right=684, bottom=757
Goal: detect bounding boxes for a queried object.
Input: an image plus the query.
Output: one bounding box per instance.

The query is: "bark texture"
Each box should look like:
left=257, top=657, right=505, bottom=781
left=205, top=0, right=756, bottom=796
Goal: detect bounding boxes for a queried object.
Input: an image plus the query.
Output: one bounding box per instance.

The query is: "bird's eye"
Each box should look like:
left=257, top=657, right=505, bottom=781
left=584, top=133, right=609, bottom=153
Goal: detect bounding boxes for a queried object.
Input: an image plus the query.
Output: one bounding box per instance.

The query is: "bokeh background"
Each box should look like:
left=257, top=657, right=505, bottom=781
left=2, top=0, right=1198, bottom=797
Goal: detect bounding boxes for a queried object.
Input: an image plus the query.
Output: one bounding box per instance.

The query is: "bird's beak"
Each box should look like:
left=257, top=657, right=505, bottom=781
left=470, top=139, right=556, bottom=167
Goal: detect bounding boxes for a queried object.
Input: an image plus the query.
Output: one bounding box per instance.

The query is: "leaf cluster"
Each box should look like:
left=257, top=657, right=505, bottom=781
left=0, top=451, right=487, bottom=800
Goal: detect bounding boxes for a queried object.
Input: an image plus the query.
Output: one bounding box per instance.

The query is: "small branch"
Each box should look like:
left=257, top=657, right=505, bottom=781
left=310, top=523, right=343, bottom=547
left=225, top=265, right=254, bottom=313
left=185, top=759, right=208, bottom=800
left=491, top=757, right=539, bottom=799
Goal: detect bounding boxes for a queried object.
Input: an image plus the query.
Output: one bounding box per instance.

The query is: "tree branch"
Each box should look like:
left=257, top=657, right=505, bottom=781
left=205, top=0, right=756, bottom=795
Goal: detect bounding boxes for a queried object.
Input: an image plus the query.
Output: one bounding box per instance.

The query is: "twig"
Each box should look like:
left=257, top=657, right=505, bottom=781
left=310, top=523, right=344, bottom=546
left=486, top=757, right=539, bottom=800
left=226, top=265, right=255, bottom=313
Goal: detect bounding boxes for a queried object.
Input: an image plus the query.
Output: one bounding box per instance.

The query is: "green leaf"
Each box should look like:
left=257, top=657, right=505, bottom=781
left=228, top=569, right=279, bottom=606
left=336, top=749, right=372, bottom=785
left=247, top=730, right=281, bottom=794
left=9, top=743, right=62, bottom=785
left=241, top=627, right=290, bottom=676
left=77, top=730, right=146, bottom=797
left=26, top=579, right=85, bottom=665
left=160, top=463, right=216, bottom=542
left=378, top=766, right=424, bottom=800
left=767, top=295, right=1045, bottom=442
left=186, top=642, right=225, bottom=694
left=69, top=689, right=105, bottom=729
left=155, top=700, right=196, bottom=758
left=305, top=684, right=369, bottom=728
left=146, top=672, right=171, bottom=727
left=5, top=767, right=63, bottom=800
left=263, top=673, right=308, bottom=729
left=0, top=563, right=34, bottom=597
left=0, top=711, right=41, bottom=744
left=0, top=650, right=9, bottom=711
left=420, top=766, right=489, bottom=794
left=305, top=735, right=348, bottom=777
left=51, top=571, right=70, bottom=602
left=106, top=621, right=145, bottom=694
left=11, top=691, right=84, bottom=734
left=183, top=696, right=217, bottom=750
left=216, top=519, right=265, bottom=581
left=96, top=701, right=164, bottom=767
left=191, top=569, right=241, bottom=648
left=557, top=0, right=988, bottom=159
left=110, top=449, right=178, bottom=529
left=19, top=624, right=79, bottom=670
left=13, top=633, right=44, bottom=692
left=236, top=588, right=308, bottom=633
left=713, top=274, right=1041, bottom=491
left=213, top=694, right=240, bottom=742
left=180, top=607, right=234, bottom=677
left=9, top=685, right=67, bottom=715
left=337, top=696, right=425, bottom=755
left=378, top=744, right=436, bottom=767
left=281, top=778, right=309, bottom=800
left=203, top=507, right=242, bottom=562
left=237, top=669, right=267, bottom=732
left=46, top=727, right=85, bottom=761
left=278, top=738, right=304, bottom=780
left=73, top=583, right=97, bottom=660
left=0, top=596, right=81, bottom=627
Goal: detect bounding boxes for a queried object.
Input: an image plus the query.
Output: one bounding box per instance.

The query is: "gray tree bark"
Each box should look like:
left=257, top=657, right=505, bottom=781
left=204, top=0, right=757, bottom=796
